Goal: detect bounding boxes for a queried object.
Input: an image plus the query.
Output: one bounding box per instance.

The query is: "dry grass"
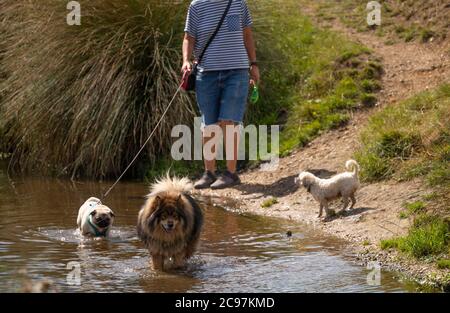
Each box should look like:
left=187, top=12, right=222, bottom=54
left=0, top=0, right=195, bottom=178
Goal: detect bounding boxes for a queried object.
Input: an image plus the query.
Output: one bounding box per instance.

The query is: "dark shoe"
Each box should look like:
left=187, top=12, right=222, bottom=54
left=210, top=170, right=241, bottom=190
left=194, top=171, right=217, bottom=189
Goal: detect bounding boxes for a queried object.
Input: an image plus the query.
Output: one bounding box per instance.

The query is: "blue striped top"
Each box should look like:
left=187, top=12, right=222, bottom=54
left=184, top=0, right=253, bottom=72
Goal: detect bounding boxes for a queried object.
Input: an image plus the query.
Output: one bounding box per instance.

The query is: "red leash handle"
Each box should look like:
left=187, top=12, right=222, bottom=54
left=180, top=69, right=191, bottom=91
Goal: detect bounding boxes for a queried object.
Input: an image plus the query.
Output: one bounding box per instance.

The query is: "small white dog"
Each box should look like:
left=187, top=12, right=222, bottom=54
left=296, top=160, right=360, bottom=219
left=77, top=197, right=115, bottom=237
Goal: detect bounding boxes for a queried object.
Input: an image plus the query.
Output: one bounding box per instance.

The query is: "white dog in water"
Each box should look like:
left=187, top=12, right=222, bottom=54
left=296, top=160, right=360, bottom=219
left=77, top=197, right=115, bottom=237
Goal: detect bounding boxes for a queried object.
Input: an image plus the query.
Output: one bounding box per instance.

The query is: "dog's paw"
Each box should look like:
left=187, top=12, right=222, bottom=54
left=322, top=216, right=333, bottom=223
left=338, top=209, right=349, bottom=217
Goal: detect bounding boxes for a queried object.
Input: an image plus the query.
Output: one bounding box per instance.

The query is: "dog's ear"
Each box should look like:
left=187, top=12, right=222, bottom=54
left=302, top=180, right=313, bottom=192
left=147, top=195, right=162, bottom=230
left=153, top=195, right=161, bottom=207
left=136, top=215, right=148, bottom=243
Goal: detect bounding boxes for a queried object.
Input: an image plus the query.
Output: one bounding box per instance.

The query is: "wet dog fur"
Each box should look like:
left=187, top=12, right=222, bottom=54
left=137, top=175, right=203, bottom=271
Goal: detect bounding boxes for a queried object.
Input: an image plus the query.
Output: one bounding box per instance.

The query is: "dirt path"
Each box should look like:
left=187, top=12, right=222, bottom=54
left=196, top=5, right=450, bottom=288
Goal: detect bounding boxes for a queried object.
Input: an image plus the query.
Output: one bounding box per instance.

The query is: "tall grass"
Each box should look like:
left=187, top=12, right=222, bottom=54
left=0, top=0, right=195, bottom=178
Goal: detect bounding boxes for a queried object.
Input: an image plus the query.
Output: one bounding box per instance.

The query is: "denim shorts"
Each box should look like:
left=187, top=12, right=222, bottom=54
left=195, top=69, right=249, bottom=126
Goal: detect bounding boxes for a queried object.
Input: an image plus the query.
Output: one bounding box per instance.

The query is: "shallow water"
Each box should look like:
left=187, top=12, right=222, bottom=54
left=0, top=166, right=418, bottom=292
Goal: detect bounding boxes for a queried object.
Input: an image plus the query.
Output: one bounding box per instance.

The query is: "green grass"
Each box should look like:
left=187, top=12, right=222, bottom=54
left=405, top=201, right=426, bottom=213
left=381, top=214, right=450, bottom=259
left=355, top=84, right=450, bottom=188
left=420, top=29, right=436, bottom=43
left=399, top=201, right=427, bottom=219
left=401, top=216, right=449, bottom=258
left=437, top=259, right=450, bottom=270
left=361, top=79, right=382, bottom=93
left=261, top=197, right=278, bottom=208
left=380, top=238, right=400, bottom=250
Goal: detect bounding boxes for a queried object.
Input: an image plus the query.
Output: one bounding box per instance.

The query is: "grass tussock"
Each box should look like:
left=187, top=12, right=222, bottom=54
left=261, top=197, right=278, bottom=208
left=437, top=259, right=450, bottom=269
left=381, top=214, right=450, bottom=259
left=399, top=201, right=426, bottom=219
left=0, top=0, right=195, bottom=178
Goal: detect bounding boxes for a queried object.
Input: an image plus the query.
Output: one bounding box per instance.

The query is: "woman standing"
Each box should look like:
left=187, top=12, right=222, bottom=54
left=182, top=0, right=260, bottom=189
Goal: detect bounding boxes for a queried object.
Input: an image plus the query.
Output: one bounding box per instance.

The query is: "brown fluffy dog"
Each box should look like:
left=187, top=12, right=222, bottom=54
left=137, top=175, right=203, bottom=271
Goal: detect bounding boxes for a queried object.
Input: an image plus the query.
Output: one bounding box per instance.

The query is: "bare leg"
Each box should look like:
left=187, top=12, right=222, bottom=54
left=221, top=120, right=239, bottom=173
left=151, top=254, right=164, bottom=271
left=203, top=128, right=218, bottom=173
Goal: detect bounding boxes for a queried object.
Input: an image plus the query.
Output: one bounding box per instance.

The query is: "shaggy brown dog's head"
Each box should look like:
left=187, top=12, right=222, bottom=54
left=137, top=192, right=191, bottom=242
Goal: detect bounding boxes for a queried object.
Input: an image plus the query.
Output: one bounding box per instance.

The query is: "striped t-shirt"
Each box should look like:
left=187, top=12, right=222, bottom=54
left=184, top=0, right=253, bottom=71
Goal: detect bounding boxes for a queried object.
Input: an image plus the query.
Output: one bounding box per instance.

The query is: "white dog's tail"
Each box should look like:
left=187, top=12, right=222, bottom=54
left=345, top=160, right=360, bottom=177
left=149, top=173, right=193, bottom=196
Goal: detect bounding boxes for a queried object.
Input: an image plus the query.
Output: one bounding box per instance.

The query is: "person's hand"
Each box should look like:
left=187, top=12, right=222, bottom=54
left=249, top=65, right=260, bottom=85
left=181, top=61, right=192, bottom=73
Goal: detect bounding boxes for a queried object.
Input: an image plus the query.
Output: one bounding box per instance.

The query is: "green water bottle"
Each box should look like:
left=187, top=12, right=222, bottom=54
left=250, top=84, right=259, bottom=104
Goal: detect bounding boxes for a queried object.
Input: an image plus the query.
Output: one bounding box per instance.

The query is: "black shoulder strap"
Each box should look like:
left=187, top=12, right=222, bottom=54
left=197, top=0, right=233, bottom=65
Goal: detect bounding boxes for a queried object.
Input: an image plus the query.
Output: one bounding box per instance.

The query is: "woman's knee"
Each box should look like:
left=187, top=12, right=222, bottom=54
left=218, top=120, right=236, bottom=128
